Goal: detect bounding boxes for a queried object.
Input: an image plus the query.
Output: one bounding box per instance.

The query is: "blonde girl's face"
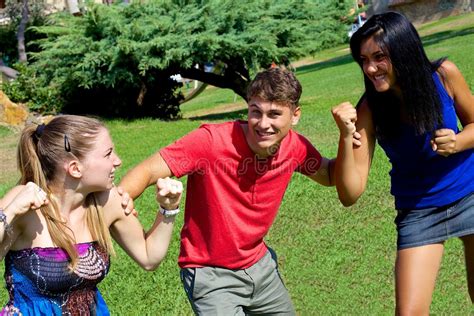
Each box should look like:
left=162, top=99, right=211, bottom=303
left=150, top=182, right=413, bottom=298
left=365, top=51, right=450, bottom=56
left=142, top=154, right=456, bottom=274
left=80, top=128, right=122, bottom=192
left=360, top=36, right=397, bottom=93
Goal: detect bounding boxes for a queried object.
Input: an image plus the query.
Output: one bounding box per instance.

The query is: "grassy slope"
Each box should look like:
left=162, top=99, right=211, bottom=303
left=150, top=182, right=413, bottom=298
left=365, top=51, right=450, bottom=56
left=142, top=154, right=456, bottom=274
left=0, top=12, right=473, bottom=315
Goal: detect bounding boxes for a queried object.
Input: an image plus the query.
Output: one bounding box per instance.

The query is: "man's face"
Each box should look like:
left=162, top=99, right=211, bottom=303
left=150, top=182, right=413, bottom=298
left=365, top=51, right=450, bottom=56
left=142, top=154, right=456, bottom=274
left=244, top=96, right=301, bottom=157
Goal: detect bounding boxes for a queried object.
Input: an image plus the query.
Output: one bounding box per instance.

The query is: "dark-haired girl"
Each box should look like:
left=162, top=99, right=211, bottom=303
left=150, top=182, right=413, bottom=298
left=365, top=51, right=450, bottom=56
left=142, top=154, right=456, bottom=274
left=332, top=12, right=474, bottom=314
left=0, top=115, right=183, bottom=315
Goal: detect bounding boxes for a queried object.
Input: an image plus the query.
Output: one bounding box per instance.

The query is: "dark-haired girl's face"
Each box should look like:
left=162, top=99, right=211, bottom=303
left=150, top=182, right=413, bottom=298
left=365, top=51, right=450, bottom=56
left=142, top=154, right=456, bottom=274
left=360, top=36, right=397, bottom=93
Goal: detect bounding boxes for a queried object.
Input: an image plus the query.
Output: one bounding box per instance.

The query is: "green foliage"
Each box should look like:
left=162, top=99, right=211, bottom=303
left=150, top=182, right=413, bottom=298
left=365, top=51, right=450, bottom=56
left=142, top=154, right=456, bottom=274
left=0, top=0, right=48, bottom=63
left=1, top=63, right=62, bottom=113
left=4, top=0, right=46, bottom=25
left=110, top=0, right=351, bottom=72
left=12, top=0, right=351, bottom=118
left=0, top=24, right=18, bottom=63
left=26, top=10, right=184, bottom=118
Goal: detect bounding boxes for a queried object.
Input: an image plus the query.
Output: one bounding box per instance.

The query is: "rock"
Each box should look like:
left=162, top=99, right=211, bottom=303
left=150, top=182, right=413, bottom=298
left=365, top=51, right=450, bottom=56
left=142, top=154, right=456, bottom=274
left=0, top=90, right=29, bottom=127
left=27, top=114, right=55, bottom=125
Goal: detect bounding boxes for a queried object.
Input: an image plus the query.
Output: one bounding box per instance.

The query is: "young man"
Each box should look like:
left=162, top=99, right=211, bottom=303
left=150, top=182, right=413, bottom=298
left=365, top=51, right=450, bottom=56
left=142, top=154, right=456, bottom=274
left=120, top=68, right=356, bottom=315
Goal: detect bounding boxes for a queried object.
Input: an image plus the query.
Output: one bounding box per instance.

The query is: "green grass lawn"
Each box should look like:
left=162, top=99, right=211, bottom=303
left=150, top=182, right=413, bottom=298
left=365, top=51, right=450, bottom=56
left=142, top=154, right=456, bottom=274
left=1, top=12, right=474, bottom=315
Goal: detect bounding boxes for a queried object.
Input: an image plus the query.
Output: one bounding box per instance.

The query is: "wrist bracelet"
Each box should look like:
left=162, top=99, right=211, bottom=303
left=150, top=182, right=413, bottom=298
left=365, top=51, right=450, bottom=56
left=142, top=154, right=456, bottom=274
left=0, top=208, right=13, bottom=235
left=159, top=205, right=180, bottom=218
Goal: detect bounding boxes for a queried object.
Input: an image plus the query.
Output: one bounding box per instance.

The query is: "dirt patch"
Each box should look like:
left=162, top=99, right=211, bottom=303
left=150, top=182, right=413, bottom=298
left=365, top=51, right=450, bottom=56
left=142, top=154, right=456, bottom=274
left=0, top=131, right=20, bottom=184
left=292, top=57, right=321, bottom=68
left=419, top=13, right=474, bottom=36
left=183, top=101, right=247, bottom=119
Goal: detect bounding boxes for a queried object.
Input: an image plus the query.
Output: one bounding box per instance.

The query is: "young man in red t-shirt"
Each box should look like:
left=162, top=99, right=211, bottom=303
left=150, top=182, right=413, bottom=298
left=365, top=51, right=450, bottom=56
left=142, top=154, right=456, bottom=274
left=120, top=68, right=358, bottom=314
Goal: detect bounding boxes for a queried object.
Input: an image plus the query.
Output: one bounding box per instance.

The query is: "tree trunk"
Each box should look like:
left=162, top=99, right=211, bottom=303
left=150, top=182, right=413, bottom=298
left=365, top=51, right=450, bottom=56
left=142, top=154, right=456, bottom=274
left=17, top=0, right=29, bottom=63
left=66, top=0, right=81, bottom=16
left=180, top=68, right=249, bottom=101
left=0, top=60, right=19, bottom=79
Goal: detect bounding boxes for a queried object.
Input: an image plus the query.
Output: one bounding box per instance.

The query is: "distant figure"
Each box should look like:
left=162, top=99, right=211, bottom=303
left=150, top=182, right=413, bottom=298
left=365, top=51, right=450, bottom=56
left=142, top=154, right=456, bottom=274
left=348, top=0, right=367, bottom=38
left=356, top=0, right=367, bottom=23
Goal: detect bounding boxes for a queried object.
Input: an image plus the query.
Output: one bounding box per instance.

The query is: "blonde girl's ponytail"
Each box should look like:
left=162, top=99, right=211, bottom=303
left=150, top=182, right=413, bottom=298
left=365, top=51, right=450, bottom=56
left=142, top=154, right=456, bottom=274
left=17, top=123, right=78, bottom=267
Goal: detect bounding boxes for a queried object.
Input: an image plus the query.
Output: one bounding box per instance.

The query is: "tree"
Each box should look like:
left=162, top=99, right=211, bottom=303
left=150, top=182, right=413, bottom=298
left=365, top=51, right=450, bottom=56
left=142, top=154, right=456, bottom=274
left=0, top=0, right=47, bottom=78
left=16, top=0, right=29, bottom=63
left=19, top=0, right=353, bottom=117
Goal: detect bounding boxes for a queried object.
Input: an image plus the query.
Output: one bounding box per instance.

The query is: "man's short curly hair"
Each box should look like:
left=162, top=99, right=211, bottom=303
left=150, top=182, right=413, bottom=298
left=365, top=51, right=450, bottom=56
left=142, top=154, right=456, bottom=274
left=246, top=68, right=302, bottom=109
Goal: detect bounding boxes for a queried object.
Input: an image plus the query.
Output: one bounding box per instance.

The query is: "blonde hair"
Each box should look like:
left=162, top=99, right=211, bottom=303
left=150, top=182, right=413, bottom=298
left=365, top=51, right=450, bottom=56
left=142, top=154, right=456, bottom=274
left=17, top=115, right=115, bottom=268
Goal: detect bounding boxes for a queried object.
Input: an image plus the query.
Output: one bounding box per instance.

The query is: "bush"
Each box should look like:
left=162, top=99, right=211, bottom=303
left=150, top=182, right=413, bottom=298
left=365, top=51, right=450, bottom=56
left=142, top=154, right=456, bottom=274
left=1, top=63, right=63, bottom=114
left=0, top=0, right=48, bottom=63
left=4, top=0, right=352, bottom=119
left=0, top=25, right=18, bottom=64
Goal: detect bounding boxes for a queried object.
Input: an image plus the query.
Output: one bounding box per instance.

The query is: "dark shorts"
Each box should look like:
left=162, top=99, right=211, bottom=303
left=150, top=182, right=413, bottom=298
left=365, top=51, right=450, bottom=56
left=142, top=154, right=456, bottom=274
left=395, top=192, right=474, bottom=250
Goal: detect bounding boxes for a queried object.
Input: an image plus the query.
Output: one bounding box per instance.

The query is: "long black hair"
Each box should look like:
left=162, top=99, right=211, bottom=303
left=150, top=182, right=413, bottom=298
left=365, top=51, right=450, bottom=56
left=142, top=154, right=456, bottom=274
left=350, top=11, right=445, bottom=139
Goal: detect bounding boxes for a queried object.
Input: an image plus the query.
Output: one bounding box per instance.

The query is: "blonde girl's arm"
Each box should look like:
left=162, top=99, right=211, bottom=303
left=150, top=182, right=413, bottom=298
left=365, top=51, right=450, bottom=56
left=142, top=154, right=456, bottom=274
left=0, top=183, right=49, bottom=258
left=104, top=178, right=182, bottom=271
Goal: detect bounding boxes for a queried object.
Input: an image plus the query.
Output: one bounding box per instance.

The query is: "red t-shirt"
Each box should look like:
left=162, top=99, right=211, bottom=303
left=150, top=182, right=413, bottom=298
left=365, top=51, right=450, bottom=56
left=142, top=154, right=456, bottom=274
left=160, top=121, right=322, bottom=269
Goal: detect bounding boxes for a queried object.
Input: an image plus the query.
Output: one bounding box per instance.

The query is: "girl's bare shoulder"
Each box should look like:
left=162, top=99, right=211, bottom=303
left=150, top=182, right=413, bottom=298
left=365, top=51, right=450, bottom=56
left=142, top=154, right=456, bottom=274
left=94, top=188, right=123, bottom=225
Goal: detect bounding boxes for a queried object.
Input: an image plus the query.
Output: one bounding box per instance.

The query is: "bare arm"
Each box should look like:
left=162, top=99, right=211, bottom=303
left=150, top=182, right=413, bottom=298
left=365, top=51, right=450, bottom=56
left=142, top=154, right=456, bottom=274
left=104, top=178, right=182, bottom=271
left=432, top=61, right=474, bottom=156
left=306, top=157, right=333, bottom=186
left=333, top=100, right=376, bottom=206
left=306, top=105, right=363, bottom=187
left=119, top=152, right=173, bottom=200
left=0, top=183, right=48, bottom=258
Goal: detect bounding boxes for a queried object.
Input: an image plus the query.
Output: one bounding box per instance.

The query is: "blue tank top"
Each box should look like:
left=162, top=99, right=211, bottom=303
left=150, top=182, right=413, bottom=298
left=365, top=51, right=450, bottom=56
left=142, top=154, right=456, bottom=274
left=378, top=73, right=474, bottom=210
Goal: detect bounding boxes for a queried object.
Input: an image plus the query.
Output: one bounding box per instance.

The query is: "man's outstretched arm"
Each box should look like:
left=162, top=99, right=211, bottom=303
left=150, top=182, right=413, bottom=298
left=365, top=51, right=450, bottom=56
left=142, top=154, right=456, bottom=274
left=120, top=152, right=174, bottom=200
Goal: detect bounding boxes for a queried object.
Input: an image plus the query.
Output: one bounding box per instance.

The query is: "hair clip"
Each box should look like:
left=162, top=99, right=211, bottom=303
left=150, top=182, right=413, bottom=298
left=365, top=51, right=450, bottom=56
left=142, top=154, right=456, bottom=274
left=64, top=135, right=71, bottom=152
left=35, top=123, right=46, bottom=138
